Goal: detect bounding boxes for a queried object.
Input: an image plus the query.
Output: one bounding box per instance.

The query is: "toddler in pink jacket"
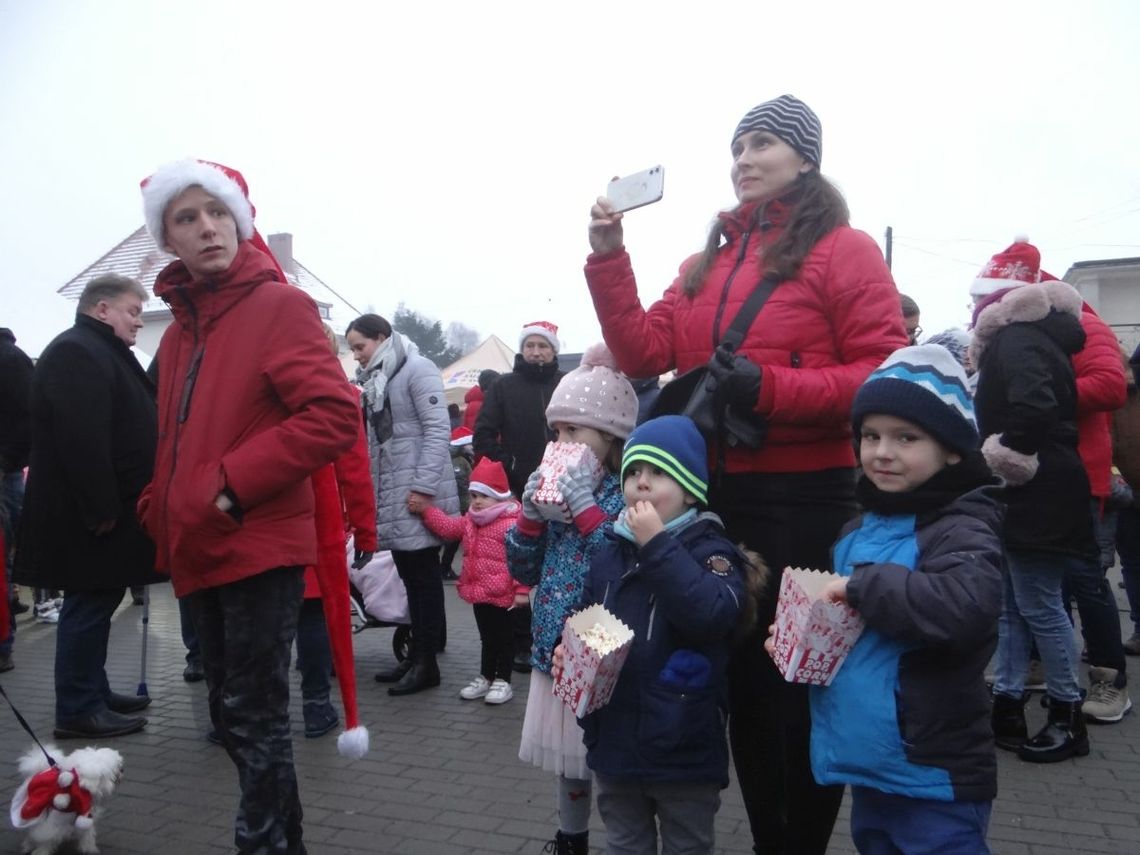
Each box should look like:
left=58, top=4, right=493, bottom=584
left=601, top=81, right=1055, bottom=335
left=419, top=458, right=529, bottom=704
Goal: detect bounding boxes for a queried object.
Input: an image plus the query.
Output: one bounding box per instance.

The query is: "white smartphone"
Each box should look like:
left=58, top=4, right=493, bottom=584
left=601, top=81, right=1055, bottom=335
left=606, top=165, right=664, bottom=214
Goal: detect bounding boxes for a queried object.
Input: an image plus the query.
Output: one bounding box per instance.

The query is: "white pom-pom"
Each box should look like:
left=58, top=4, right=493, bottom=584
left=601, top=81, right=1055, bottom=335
left=75, top=814, right=95, bottom=830
left=1013, top=233, right=1029, bottom=243
left=53, top=793, right=71, bottom=810
left=581, top=343, right=617, bottom=370
left=337, top=726, right=369, bottom=760
left=57, top=770, right=74, bottom=787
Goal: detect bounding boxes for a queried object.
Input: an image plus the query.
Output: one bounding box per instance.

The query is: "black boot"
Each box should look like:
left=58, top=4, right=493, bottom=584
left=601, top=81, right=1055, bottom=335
left=1018, top=697, right=1090, bottom=763
left=374, top=658, right=413, bottom=683
left=543, top=830, right=588, bottom=854
left=991, top=692, right=1028, bottom=751
left=387, top=654, right=440, bottom=696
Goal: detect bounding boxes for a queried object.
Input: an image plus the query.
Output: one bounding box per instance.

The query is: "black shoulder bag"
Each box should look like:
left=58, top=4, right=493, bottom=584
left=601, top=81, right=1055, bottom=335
left=650, top=274, right=781, bottom=451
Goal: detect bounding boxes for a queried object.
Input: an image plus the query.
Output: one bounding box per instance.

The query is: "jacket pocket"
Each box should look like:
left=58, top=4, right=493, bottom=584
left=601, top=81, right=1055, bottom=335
left=638, top=682, right=720, bottom=766
left=167, top=461, right=241, bottom=536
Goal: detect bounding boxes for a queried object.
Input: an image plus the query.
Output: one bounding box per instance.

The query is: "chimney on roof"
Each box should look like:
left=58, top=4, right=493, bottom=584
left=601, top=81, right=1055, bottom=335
left=267, top=233, right=297, bottom=277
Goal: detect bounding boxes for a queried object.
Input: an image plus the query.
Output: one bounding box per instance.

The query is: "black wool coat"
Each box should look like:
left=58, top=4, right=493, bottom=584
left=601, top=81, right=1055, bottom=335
left=14, top=314, right=162, bottom=590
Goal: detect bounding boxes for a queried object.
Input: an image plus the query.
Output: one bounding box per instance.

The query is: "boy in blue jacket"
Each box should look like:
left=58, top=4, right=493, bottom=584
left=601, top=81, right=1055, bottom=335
left=554, top=415, right=758, bottom=854
left=802, top=345, right=1003, bottom=854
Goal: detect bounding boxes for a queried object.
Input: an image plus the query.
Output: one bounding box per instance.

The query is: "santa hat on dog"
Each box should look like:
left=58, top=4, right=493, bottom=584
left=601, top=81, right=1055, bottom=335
left=140, top=159, right=287, bottom=282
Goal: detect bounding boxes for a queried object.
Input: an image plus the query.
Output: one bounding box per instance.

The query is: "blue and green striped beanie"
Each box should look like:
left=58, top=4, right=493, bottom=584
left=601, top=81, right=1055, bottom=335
left=621, top=415, right=709, bottom=505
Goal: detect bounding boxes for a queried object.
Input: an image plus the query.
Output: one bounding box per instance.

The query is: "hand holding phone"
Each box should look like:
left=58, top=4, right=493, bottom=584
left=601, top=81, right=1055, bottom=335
left=588, top=165, right=664, bottom=255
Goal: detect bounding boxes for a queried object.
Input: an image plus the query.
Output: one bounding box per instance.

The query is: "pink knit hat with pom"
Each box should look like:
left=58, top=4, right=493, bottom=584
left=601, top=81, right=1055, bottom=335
left=545, top=343, right=637, bottom=439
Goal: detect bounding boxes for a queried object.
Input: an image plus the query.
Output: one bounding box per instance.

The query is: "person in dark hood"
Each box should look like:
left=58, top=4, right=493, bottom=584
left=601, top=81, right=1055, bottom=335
left=971, top=237, right=1096, bottom=764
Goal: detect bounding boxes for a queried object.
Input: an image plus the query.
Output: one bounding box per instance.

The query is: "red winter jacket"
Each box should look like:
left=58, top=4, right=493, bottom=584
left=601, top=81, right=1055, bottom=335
left=462, top=385, right=483, bottom=432
left=421, top=502, right=528, bottom=609
left=1074, top=303, right=1127, bottom=500
left=140, top=242, right=360, bottom=596
left=303, top=402, right=378, bottom=599
left=584, top=202, right=907, bottom=474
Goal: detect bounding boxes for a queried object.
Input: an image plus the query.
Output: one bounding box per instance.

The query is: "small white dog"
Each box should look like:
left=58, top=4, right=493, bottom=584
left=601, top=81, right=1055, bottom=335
left=9, top=743, right=124, bottom=854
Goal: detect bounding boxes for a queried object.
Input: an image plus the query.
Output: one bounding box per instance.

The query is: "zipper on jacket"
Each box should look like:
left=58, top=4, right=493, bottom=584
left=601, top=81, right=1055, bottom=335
left=646, top=595, right=657, bottom=643
left=711, top=231, right=753, bottom=349
left=790, top=351, right=801, bottom=368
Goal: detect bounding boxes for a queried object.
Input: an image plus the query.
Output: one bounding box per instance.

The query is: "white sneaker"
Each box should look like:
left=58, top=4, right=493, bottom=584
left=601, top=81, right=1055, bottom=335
left=459, top=676, right=490, bottom=700
left=1084, top=667, right=1133, bottom=723
left=34, top=603, right=59, bottom=624
left=484, top=679, right=513, bottom=705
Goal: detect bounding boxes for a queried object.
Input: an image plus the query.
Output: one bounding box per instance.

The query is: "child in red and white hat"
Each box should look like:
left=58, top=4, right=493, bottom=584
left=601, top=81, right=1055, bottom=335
left=412, top=458, right=528, bottom=704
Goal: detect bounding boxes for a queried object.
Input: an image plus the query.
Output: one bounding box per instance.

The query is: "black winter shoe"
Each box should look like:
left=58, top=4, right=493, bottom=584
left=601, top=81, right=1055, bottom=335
left=992, top=692, right=1029, bottom=751
left=106, top=691, right=152, bottom=713
left=374, top=658, right=413, bottom=683
left=387, top=655, right=441, bottom=696
left=543, top=830, right=588, bottom=854
left=55, top=709, right=146, bottom=739
left=303, top=700, right=339, bottom=738
left=1018, top=697, right=1090, bottom=763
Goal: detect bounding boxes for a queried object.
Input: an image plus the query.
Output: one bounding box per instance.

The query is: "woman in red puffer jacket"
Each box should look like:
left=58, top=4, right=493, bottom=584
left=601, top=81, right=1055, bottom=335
left=584, top=94, right=906, bottom=855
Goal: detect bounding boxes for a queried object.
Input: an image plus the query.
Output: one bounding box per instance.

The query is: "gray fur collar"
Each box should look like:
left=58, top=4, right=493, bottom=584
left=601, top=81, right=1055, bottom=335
left=969, top=281, right=1082, bottom=363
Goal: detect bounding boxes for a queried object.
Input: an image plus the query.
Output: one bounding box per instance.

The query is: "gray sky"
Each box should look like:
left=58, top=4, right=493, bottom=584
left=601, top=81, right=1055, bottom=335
left=3, top=0, right=1139, bottom=357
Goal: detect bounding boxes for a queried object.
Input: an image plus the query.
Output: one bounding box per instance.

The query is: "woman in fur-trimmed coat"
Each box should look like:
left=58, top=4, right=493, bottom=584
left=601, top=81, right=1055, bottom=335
left=970, top=251, right=1097, bottom=764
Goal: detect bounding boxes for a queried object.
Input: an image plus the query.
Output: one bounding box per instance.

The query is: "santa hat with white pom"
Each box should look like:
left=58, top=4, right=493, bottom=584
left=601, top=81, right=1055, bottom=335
left=969, top=235, right=1041, bottom=298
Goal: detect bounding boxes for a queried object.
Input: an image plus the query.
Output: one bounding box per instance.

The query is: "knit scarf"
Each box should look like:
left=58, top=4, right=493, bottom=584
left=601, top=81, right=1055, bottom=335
left=613, top=506, right=699, bottom=544
left=468, top=500, right=519, bottom=527
left=856, top=451, right=994, bottom=516
left=356, top=334, right=404, bottom=416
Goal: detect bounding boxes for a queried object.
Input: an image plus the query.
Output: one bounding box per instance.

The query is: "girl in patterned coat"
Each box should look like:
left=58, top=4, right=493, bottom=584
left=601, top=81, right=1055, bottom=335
left=506, top=344, right=638, bottom=855
left=417, top=458, right=527, bottom=704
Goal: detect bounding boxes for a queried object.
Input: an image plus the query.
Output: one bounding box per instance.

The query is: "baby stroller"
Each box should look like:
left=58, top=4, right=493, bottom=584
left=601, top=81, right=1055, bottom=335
left=348, top=549, right=414, bottom=662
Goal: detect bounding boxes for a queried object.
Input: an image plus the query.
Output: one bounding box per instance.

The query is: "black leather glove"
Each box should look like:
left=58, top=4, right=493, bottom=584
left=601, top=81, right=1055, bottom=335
left=352, top=549, right=373, bottom=570
left=709, top=349, right=762, bottom=414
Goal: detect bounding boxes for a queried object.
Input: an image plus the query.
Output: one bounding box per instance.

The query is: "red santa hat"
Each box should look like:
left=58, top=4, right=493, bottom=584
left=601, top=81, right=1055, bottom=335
left=969, top=235, right=1041, bottom=297
left=11, top=766, right=95, bottom=830
left=450, top=426, right=474, bottom=447
left=519, top=320, right=560, bottom=354
left=469, top=458, right=513, bottom=500
left=139, top=159, right=287, bottom=282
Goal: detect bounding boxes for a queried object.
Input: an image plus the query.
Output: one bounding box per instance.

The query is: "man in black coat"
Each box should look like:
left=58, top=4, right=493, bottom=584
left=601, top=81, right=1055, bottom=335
left=14, top=274, right=162, bottom=739
left=474, top=320, right=564, bottom=672
left=0, top=327, right=34, bottom=671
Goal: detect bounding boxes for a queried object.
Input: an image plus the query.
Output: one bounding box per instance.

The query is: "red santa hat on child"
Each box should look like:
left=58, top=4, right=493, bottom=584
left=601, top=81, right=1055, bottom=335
left=969, top=235, right=1041, bottom=298
left=139, top=159, right=287, bottom=282
left=469, top=458, right=513, bottom=500
left=519, top=320, right=560, bottom=354
left=450, top=426, right=474, bottom=447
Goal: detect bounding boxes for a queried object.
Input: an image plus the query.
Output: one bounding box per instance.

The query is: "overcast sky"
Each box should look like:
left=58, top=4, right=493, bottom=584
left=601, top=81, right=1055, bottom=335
left=2, top=0, right=1139, bottom=358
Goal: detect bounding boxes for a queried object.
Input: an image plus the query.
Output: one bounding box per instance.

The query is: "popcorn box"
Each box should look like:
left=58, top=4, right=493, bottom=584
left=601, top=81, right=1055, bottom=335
left=767, top=567, right=864, bottom=686
left=554, top=604, right=635, bottom=717
left=532, top=442, right=603, bottom=523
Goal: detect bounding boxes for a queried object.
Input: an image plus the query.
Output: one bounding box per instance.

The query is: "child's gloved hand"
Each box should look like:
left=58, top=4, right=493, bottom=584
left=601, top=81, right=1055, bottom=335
left=352, top=549, right=373, bottom=570
left=557, top=461, right=599, bottom=518
left=520, top=469, right=544, bottom=522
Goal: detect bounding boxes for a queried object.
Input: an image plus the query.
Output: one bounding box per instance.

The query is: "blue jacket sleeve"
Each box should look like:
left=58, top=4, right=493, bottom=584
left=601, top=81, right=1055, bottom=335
left=506, top=523, right=546, bottom=587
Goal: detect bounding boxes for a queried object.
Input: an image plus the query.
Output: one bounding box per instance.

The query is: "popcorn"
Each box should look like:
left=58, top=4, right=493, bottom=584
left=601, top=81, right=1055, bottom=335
left=532, top=442, right=603, bottom=523
left=767, top=567, right=864, bottom=686
left=554, top=604, right=634, bottom=717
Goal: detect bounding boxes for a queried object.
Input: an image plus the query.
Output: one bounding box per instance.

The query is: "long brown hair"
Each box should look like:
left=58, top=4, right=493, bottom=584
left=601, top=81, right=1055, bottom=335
left=681, top=170, right=850, bottom=296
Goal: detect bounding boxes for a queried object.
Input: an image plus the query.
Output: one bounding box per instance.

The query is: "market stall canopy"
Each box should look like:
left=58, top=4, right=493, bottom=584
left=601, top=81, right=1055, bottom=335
left=440, top=335, right=517, bottom=406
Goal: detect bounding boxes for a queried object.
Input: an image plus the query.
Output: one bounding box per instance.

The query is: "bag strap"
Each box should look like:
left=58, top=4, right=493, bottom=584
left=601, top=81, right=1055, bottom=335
left=715, top=274, right=781, bottom=352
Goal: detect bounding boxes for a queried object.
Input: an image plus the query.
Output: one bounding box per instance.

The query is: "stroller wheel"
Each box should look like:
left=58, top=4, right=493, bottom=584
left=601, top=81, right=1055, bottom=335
left=393, top=625, right=412, bottom=662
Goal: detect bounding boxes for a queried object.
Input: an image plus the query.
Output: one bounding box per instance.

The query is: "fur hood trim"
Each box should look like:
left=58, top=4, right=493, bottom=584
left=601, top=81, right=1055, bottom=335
left=969, top=280, right=1083, bottom=363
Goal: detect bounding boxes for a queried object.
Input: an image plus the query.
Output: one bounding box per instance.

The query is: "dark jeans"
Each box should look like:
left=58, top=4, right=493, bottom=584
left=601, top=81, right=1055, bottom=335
left=1118, top=506, right=1140, bottom=635
left=392, top=547, right=446, bottom=656
left=1, top=472, right=24, bottom=656
left=1062, top=501, right=1126, bottom=680
left=295, top=598, right=332, bottom=701
left=473, top=603, right=513, bottom=682
left=55, top=587, right=127, bottom=720
left=850, top=787, right=992, bottom=855
left=184, top=566, right=306, bottom=855
left=179, top=595, right=200, bottom=664
left=512, top=603, right=533, bottom=659
left=712, top=468, right=857, bottom=855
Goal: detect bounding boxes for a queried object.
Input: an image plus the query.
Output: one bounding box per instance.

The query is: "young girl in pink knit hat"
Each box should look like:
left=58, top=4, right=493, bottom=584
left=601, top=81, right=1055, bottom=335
left=415, top=458, right=527, bottom=704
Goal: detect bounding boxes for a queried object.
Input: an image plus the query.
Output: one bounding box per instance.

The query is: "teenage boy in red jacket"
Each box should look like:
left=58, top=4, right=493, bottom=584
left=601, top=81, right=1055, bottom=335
left=138, top=160, right=359, bottom=855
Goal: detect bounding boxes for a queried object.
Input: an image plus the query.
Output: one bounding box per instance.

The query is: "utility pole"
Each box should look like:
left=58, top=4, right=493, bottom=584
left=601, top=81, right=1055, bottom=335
left=884, top=226, right=893, bottom=270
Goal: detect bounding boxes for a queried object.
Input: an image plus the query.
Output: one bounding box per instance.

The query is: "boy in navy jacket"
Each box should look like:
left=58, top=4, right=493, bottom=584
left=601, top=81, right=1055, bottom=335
left=555, top=415, right=757, bottom=854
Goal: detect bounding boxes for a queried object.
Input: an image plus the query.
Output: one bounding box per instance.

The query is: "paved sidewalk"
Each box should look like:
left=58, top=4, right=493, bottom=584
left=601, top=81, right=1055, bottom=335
left=0, top=572, right=1136, bottom=854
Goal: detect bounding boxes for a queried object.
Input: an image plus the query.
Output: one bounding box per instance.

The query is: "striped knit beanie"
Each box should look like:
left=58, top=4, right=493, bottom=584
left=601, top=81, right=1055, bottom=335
left=622, top=415, right=709, bottom=505
left=732, top=95, right=823, bottom=166
left=851, top=345, right=979, bottom=455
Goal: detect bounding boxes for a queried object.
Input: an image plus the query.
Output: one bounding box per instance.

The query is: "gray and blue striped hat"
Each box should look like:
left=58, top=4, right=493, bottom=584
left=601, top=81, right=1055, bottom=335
left=732, top=94, right=822, bottom=166
left=851, top=344, right=979, bottom=455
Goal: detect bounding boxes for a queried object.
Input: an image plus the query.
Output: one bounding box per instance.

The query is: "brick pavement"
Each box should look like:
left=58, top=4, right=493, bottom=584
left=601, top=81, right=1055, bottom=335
left=0, top=570, right=1136, bottom=854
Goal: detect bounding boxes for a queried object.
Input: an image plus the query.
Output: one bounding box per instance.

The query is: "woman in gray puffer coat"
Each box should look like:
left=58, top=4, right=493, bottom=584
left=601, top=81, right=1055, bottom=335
left=346, top=313, right=458, bottom=695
